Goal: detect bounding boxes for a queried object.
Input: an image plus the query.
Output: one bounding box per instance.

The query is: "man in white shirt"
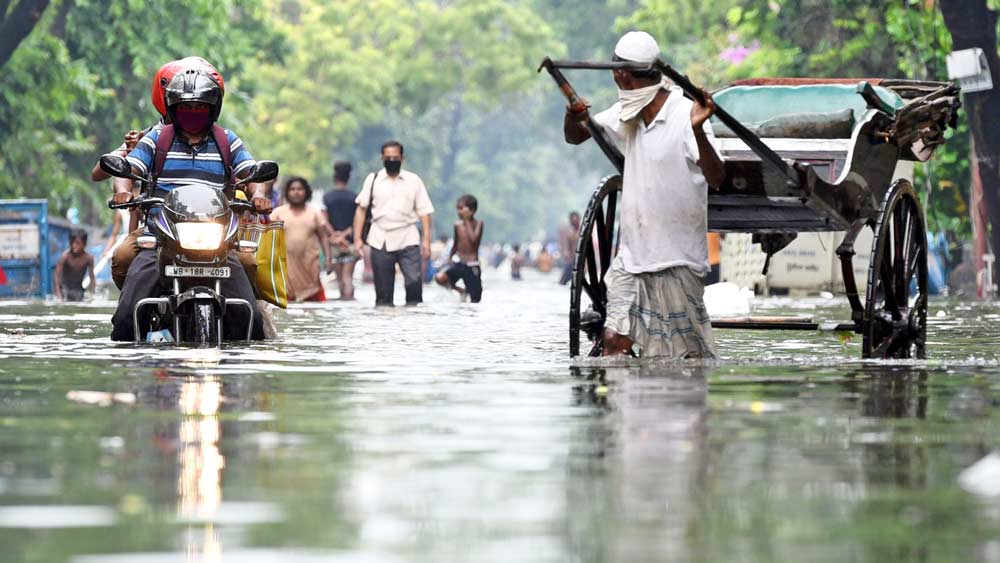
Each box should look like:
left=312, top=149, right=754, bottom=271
left=353, top=140, right=434, bottom=306
left=563, top=31, right=726, bottom=358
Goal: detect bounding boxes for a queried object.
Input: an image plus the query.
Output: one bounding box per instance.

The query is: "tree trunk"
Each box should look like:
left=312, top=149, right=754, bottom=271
left=0, top=0, right=52, bottom=69
left=940, top=0, right=1000, bottom=290
left=50, top=0, right=73, bottom=41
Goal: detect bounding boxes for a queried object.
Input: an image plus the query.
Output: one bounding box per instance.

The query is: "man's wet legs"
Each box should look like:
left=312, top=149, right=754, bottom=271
left=398, top=245, right=423, bottom=305
left=111, top=228, right=143, bottom=290
left=370, top=246, right=397, bottom=306
left=602, top=328, right=634, bottom=356
left=218, top=252, right=265, bottom=340
left=111, top=250, right=264, bottom=341
left=333, top=260, right=356, bottom=300
left=111, top=249, right=160, bottom=341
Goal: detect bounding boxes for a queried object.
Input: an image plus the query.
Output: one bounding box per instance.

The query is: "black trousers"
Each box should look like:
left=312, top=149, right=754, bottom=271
left=445, top=263, right=482, bottom=303
left=370, top=244, right=422, bottom=306
left=111, top=249, right=264, bottom=341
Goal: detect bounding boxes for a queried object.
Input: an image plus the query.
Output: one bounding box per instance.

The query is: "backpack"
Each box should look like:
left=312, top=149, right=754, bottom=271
left=152, top=124, right=234, bottom=191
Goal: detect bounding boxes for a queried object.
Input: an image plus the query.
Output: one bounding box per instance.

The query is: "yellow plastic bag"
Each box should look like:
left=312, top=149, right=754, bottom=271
left=241, top=219, right=288, bottom=308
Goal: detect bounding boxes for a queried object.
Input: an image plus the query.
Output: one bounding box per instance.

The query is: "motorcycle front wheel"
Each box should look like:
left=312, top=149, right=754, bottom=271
left=185, top=302, right=219, bottom=345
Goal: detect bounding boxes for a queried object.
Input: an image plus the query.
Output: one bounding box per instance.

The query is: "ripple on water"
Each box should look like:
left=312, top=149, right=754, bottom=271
left=1, top=276, right=999, bottom=562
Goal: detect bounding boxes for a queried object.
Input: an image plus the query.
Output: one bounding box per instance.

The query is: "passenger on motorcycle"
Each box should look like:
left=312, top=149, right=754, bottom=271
left=110, top=67, right=272, bottom=341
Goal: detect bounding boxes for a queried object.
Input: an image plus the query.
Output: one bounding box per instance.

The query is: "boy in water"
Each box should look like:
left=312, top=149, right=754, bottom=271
left=54, top=230, right=95, bottom=302
left=510, top=244, right=525, bottom=280
left=435, top=194, right=484, bottom=302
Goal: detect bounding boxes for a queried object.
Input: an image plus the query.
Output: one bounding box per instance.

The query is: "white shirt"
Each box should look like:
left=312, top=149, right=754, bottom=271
left=593, top=86, right=721, bottom=274
left=355, top=169, right=434, bottom=252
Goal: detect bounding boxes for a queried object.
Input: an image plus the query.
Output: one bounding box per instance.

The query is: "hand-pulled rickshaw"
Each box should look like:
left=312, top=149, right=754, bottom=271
left=539, top=58, right=961, bottom=359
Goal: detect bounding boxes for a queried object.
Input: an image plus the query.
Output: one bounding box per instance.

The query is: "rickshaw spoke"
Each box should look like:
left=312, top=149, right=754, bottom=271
left=905, top=230, right=923, bottom=285
left=605, top=191, right=617, bottom=244
left=877, top=329, right=907, bottom=358
left=892, top=203, right=906, bottom=302
left=879, top=255, right=901, bottom=319
left=580, top=278, right=604, bottom=316
left=594, top=203, right=608, bottom=275
left=602, top=195, right=617, bottom=274
left=586, top=241, right=601, bottom=297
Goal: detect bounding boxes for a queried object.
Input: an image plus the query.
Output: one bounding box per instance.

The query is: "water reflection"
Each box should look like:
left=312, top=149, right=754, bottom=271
left=1, top=282, right=999, bottom=562
left=566, top=364, right=1000, bottom=563
left=843, top=367, right=928, bottom=419
left=568, top=364, right=710, bottom=562
left=176, top=374, right=224, bottom=522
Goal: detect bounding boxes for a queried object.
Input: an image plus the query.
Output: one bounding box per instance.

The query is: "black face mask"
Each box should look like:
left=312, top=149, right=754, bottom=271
left=383, top=159, right=402, bottom=175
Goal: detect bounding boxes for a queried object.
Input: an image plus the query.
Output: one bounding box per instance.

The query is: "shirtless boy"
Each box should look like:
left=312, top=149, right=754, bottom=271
left=55, top=230, right=95, bottom=302
left=435, top=194, right=484, bottom=303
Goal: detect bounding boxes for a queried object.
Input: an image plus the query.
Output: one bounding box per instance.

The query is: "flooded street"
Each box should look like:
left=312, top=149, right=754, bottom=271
left=2, top=271, right=1000, bottom=562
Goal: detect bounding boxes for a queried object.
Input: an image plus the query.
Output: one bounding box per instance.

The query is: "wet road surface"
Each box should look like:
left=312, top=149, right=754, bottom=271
left=2, top=270, right=1000, bottom=562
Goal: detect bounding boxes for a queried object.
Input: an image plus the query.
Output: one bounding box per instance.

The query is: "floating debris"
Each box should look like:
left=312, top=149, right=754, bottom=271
left=958, top=452, right=1000, bottom=497
left=66, top=390, right=136, bottom=407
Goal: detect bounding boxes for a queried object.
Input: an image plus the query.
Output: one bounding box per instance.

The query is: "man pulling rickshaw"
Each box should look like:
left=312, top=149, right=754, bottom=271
left=562, top=31, right=723, bottom=359
left=545, top=30, right=961, bottom=360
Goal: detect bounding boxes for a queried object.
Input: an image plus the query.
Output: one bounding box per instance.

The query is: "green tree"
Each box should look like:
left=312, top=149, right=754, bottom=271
left=0, top=0, right=51, bottom=69
left=887, top=1, right=971, bottom=241
left=0, top=0, right=280, bottom=223
left=0, top=5, right=105, bottom=216
left=248, top=0, right=568, bottom=242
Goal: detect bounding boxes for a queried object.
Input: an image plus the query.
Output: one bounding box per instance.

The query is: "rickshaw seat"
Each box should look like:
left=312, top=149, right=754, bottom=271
left=710, top=83, right=904, bottom=139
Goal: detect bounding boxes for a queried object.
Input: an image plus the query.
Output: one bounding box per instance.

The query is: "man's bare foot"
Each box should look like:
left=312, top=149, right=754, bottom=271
left=602, top=329, right=633, bottom=356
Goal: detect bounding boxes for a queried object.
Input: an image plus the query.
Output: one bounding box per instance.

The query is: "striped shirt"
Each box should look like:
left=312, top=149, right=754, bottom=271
left=126, top=126, right=255, bottom=192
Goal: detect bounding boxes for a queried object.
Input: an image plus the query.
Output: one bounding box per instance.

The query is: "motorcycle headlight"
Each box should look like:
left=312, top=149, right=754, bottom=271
left=176, top=223, right=224, bottom=250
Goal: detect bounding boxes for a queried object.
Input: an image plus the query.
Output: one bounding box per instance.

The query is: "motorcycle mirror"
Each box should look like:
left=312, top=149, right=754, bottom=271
left=100, top=154, right=145, bottom=182
left=236, top=160, right=279, bottom=186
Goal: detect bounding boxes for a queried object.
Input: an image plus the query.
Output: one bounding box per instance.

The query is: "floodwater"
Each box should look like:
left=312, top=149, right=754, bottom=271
left=1, top=270, right=1000, bottom=563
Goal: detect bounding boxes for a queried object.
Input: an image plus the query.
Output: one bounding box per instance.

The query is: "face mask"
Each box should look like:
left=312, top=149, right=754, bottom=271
left=175, top=106, right=212, bottom=134
left=617, top=77, right=669, bottom=122
left=383, top=159, right=402, bottom=175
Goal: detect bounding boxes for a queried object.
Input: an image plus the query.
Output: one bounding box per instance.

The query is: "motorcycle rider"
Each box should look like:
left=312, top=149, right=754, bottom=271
left=99, top=58, right=240, bottom=290
left=111, top=67, right=271, bottom=341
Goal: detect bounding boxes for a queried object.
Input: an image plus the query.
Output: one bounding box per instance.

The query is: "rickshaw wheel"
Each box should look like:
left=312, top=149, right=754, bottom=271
left=862, top=179, right=928, bottom=360
left=570, top=175, right=622, bottom=357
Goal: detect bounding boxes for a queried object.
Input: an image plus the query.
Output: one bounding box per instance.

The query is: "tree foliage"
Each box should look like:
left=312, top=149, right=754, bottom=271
left=0, top=0, right=987, bottom=245
left=0, top=0, right=279, bottom=223
left=626, top=0, right=978, bottom=241
left=246, top=0, right=568, bottom=241
left=0, top=0, right=51, bottom=69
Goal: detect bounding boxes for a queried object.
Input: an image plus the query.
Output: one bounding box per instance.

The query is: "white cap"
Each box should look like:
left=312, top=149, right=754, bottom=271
left=614, top=31, right=660, bottom=63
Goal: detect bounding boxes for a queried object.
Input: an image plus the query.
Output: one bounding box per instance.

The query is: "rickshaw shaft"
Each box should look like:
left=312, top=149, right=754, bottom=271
left=545, top=59, right=802, bottom=189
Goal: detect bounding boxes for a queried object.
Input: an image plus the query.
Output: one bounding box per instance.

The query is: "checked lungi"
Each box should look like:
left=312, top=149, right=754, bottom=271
left=604, top=256, right=717, bottom=359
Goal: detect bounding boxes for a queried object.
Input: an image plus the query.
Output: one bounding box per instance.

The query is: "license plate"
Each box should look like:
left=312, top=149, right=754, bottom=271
left=164, top=266, right=230, bottom=278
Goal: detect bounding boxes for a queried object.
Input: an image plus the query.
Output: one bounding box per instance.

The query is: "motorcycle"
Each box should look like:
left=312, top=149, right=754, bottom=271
left=100, top=154, right=278, bottom=344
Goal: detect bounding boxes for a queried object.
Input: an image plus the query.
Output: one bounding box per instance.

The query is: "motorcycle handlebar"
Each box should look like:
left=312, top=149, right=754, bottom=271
left=229, top=200, right=256, bottom=214
left=108, top=197, right=165, bottom=210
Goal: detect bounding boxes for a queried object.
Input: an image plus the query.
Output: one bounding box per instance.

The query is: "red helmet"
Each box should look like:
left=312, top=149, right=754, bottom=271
left=151, top=60, right=186, bottom=116
left=150, top=57, right=225, bottom=117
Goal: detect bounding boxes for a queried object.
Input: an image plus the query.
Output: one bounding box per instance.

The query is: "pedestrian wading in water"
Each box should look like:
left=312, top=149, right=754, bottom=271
left=352, top=140, right=434, bottom=307
left=271, top=177, right=336, bottom=302
left=323, top=160, right=359, bottom=300
left=55, top=230, right=95, bottom=302
left=435, top=194, right=484, bottom=302
left=563, top=31, right=725, bottom=359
